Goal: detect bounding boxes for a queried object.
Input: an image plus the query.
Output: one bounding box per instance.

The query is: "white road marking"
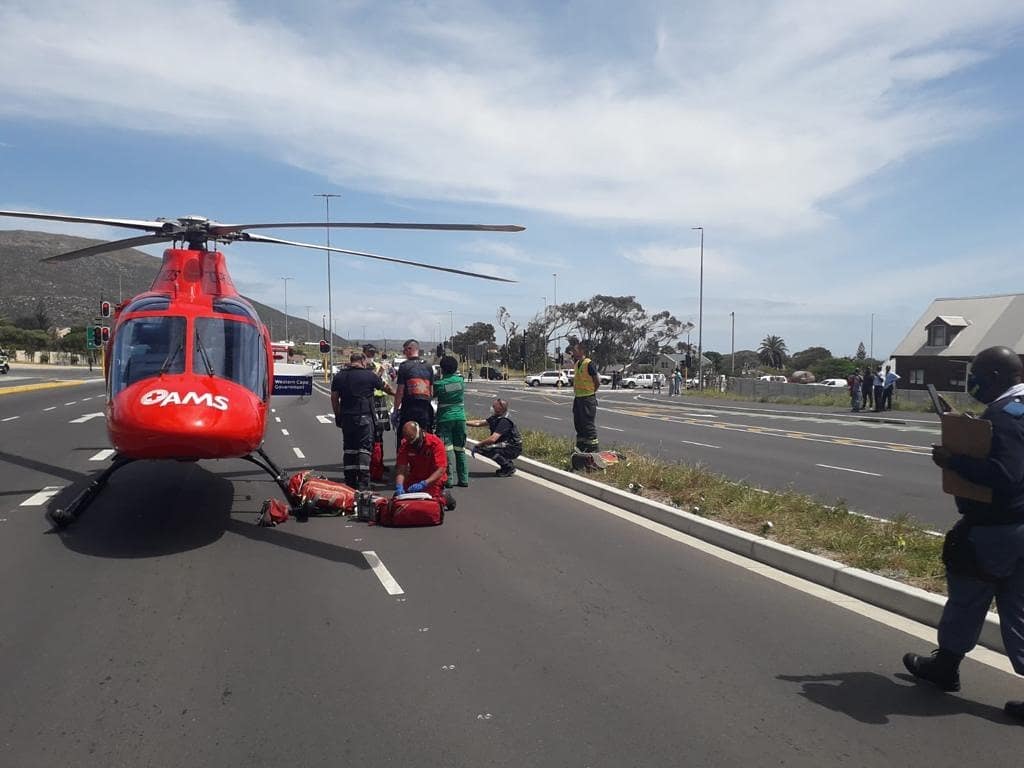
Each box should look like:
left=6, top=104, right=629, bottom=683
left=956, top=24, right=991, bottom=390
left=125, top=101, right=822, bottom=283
left=316, top=414, right=334, bottom=424
left=680, top=440, right=720, bottom=449
left=281, top=429, right=290, bottom=436
left=81, top=397, right=93, bottom=401
left=271, top=408, right=277, bottom=413
left=275, top=416, right=281, bottom=423
left=513, top=468, right=1014, bottom=676
left=89, top=449, right=116, bottom=461
left=363, top=551, right=405, bottom=595
left=293, top=447, right=306, bottom=459
left=64, top=401, right=77, bottom=406
left=543, top=416, right=562, bottom=421
left=815, top=463, right=882, bottom=477
left=21, top=486, right=63, bottom=506
left=70, top=413, right=104, bottom=423
left=43, top=406, right=56, bottom=412
left=602, top=426, right=625, bottom=432
left=2, top=416, right=19, bottom=422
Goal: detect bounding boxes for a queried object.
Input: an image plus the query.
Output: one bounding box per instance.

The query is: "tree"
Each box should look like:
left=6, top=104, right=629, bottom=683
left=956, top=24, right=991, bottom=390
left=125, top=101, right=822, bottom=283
left=450, top=322, right=496, bottom=362
left=556, top=295, right=683, bottom=367
left=758, top=335, right=788, bottom=369
left=855, top=342, right=867, bottom=361
left=790, top=346, right=832, bottom=371
left=704, top=351, right=723, bottom=374
left=810, top=356, right=858, bottom=380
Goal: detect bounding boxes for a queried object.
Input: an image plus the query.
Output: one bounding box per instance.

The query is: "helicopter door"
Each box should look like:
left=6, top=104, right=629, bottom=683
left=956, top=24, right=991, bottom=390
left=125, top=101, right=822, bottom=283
left=193, top=316, right=267, bottom=399
left=111, top=316, right=187, bottom=394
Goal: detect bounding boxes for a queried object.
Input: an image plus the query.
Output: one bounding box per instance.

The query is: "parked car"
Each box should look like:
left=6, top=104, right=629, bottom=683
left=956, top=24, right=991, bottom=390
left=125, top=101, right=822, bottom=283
left=0, top=354, right=9, bottom=375
left=621, top=372, right=658, bottom=388
left=758, top=375, right=787, bottom=383
left=526, top=370, right=569, bottom=387
left=479, top=366, right=506, bottom=380
left=816, top=378, right=849, bottom=387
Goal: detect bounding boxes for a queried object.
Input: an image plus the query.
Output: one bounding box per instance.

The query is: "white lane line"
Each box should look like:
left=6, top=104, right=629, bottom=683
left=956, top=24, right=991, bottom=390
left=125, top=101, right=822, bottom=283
left=70, top=413, right=105, bottom=423
left=680, top=440, right=720, bottom=449
left=316, top=415, right=334, bottom=424
left=816, top=463, right=882, bottom=477
left=362, top=550, right=405, bottom=595
left=293, top=447, right=306, bottom=459
left=602, top=426, right=625, bottom=432
left=543, top=416, right=562, bottom=421
left=281, top=429, right=290, bottom=436
left=20, top=486, right=63, bottom=506
left=271, top=408, right=277, bottom=413
left=275, top=416, right=282, bottom=423
left=89, top=449, right=116, bottom=461
left=64, top=401, right=77, bottom=406
left=2, top=416, right=19, bottom=422
left=81, top=397, right=92, bottom=401
left=43, top=406, right=56, bottom=412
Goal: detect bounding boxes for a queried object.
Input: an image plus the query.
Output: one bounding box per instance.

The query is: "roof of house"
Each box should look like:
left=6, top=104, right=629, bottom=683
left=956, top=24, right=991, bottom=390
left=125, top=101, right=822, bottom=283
left=893, top=294, right=1024, bottom=359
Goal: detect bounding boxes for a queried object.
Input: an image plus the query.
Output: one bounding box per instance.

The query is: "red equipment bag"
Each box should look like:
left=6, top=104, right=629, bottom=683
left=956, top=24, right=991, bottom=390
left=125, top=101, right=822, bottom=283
left=286, top=471, right=357, bottom=517
left=379, top=492, right=444, bottom=527
left=256, top=498, right=291, bottom=527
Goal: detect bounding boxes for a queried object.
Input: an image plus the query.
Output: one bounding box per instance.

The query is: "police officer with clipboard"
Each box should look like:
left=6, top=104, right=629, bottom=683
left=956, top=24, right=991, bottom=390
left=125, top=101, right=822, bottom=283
left=903, top=346, right=1024, bottom=721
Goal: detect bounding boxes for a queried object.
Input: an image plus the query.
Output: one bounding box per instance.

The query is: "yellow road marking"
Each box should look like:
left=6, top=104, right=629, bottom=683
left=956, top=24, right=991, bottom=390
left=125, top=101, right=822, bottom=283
left=0, top=380, right=87, bottom=397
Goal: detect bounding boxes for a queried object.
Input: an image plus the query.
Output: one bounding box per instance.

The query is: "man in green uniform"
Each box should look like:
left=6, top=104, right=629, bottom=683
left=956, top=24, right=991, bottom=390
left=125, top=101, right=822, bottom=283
left=435, top=355, right=470, bottom=488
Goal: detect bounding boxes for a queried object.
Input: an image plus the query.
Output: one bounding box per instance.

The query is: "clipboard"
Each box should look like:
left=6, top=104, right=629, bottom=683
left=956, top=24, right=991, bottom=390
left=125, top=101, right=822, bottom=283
left=939, top=412, right=992, bottom=503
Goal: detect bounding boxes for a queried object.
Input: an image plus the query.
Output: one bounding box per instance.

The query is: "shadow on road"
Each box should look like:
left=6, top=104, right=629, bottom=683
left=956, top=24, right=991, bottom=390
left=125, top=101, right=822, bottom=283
left=778, top=671, right=1014, bottom=725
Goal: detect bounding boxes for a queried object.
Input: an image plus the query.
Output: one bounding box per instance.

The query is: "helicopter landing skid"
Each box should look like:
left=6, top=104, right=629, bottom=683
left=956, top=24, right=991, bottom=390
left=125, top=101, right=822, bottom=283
left=240, top=446, right=295, bottom=504
left=47, top=455, right=137, bottom=530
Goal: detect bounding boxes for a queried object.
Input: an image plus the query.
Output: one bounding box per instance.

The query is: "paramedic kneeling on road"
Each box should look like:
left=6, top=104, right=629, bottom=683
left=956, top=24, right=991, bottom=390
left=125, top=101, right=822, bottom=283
left=903, top=345, right=1024, bottom=722
left=467, top=398, right=522, bottom=477
left=394, top=421, right=447, bottom=501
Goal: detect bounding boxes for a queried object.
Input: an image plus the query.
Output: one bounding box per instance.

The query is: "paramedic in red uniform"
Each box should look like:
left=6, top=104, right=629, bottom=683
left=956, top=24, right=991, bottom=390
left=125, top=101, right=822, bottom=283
left=394, top=421, right=448, bottom=501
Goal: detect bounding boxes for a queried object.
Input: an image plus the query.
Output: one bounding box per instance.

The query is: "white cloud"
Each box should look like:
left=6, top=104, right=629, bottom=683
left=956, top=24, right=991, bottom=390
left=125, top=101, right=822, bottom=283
left=0, top=0, right=1019, bottom=237
left=623, top=243, right=745, bottom=280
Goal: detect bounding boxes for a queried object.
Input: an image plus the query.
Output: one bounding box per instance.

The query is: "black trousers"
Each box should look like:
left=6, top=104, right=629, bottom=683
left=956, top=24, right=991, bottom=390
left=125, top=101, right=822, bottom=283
left=341, top=413, right=374, bottom=490
left=477, top=442, right=521, bottom=470
left=882, top=386, right=894, bottom=410
left=397, top=400, right=434, bottom=449
left=573, top=395, right=599, bottom=453
left=862, top=385, right=873, bottom=408
left=873, top=385, right=884, bottom=411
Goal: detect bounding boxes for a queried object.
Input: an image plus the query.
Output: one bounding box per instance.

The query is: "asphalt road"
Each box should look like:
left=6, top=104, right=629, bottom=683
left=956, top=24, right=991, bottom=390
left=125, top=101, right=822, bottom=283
left=464, top=382, right=952, bottom=529
left=1, top=380, right=1022, bottom=767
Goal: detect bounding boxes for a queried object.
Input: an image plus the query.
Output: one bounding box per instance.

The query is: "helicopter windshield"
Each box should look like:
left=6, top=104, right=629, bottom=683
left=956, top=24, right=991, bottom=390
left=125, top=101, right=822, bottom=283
left=193, top=317, right=267, bottom=399
left=111, top=316, right=187, bottom=394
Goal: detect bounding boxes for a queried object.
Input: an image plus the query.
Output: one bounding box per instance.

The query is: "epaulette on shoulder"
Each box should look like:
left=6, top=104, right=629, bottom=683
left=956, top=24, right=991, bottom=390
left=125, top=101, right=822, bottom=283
left=1002, top=398, right=1024, bottom=417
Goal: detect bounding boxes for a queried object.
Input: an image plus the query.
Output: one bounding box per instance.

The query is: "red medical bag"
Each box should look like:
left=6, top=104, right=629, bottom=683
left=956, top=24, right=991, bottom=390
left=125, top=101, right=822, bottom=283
left=378, top=492, right=444, bottom=527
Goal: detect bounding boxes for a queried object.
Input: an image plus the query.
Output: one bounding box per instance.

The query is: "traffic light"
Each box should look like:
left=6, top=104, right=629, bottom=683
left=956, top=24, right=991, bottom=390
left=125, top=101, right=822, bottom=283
left=100, top=326, right=110, bottom=343
left=100, top=300, right=112, bottom=318
left=319, top=339, right=330, bottom=354
left=88, top=326, right=102, bottom=349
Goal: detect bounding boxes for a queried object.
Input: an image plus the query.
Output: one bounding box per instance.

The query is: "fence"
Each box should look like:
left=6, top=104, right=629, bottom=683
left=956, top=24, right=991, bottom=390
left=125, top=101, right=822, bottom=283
left=725, top=378, right=974, bottom=411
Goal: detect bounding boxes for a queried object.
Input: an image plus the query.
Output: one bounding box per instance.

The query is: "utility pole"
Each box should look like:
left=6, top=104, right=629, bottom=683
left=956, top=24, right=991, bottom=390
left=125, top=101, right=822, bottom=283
left=730, top=311, right=735, bottom=375
left=280, top=276, right=293, bottom=342
left=315, top=193, right=340, bottom=373
left=870, top=313, right=875, bottom=359
left=692, top=226, right=704, bottom=389
left=304, top=306, right=312, bottom=341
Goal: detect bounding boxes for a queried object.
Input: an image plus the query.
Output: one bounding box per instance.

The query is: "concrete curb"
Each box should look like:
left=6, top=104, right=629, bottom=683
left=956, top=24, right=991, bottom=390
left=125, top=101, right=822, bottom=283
left=635, top=394, right=915, bottom=426
left=473, top=441, right=1004, bottom=654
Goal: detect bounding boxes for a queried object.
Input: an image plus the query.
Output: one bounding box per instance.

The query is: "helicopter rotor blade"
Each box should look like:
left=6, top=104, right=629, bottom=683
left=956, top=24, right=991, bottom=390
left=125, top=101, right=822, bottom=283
left=0, top=209, right=168, bottom=233
left=237, top=232, right=517, bottom=283
left=43, top=234, right=178, bottom=262
left=209, top=222, right=525, bottom=236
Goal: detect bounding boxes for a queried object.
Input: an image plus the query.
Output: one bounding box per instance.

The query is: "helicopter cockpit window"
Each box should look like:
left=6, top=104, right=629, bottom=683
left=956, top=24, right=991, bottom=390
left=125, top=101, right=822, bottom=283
left=193, top=317, right=267, bottom=398
left=122, top=295, right=171, bottom=314
left=110, top=316, right=187, bottom=394
left=212, top=298, right=261, bottom=323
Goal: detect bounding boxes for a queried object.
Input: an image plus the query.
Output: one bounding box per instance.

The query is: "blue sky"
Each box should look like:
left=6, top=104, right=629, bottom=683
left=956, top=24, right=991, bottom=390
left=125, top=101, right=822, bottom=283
left=1, top=0, right=1023, bottom=360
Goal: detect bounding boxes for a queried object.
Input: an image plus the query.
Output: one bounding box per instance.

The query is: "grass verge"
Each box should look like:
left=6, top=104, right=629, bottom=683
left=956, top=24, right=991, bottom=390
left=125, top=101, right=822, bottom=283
left=471, top=425, right=946, bottom=594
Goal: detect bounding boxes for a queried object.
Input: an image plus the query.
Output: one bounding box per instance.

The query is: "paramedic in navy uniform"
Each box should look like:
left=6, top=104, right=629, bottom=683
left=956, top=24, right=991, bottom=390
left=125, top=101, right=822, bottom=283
left=903, top=346, right=1024, bottom=721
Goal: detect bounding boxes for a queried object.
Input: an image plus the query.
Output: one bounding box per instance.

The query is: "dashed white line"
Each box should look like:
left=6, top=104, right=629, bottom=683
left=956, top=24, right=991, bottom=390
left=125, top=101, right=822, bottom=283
left=293, top=447, right=306, bottom=459
left=281, top=429, right=290, bottom=436
left=816, top=463, right=882, bottom=477
left=316, top=415, right=334, bottom=424
left=2, top=416, right=19, bottom=422
left=543, top=416, right=562, bottom=421
left=43, top=406, right=56, bottom=412
left=602, top=426, right=625, bottom=432
left=70, top=413, right=104, bottom=424
left=89, top=449, right=116, bottom=461
left=275, top=416, right=282, bottom=423
left=21, top=487, right=63, bottom=506
left=64, top=401, right=77, bottom=406
left=362, top=550, right=405, bottom=595
left=680, top=440, right=720, bottom=449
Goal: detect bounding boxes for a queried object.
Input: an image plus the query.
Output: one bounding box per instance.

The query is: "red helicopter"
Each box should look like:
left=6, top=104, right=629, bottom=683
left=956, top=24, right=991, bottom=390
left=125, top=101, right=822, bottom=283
left=0, top=209, right=523, bottom=528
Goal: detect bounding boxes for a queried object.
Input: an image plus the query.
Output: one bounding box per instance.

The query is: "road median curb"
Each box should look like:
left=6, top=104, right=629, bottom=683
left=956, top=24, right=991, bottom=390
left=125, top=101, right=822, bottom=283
left=487, top=445, right=1003, bottom=654
left=635, top=394, right=913, bottom=426
left=0, top=380, right=89, bottom=397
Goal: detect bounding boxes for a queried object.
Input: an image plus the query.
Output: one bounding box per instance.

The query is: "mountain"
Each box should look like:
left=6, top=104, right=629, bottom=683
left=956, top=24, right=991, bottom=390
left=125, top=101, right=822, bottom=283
left=0, top=229, right=343, bottom=345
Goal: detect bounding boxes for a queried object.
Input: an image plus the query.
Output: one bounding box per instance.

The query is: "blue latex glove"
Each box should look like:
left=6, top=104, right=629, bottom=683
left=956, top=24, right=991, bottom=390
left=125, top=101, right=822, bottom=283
left=407, top=481, right=427, bottom=493
left=395, top=484, right=406, bottom=496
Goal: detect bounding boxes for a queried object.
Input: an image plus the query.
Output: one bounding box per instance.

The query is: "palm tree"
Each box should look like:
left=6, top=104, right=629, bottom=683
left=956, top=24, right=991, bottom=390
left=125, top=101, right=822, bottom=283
left=758, top=334, right=788, bottom=369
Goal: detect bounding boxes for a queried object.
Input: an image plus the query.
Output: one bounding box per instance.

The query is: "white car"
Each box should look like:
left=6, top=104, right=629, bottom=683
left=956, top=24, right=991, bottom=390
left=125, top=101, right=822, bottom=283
left=759, top=375, right=788, bottom=383
left=816, top=378, right=849, bottom=387
left=565, top=368, right=611, bottom=386
left=526, top=370, right=569, bottom=387
left=622, top=373, right=658, bottom=388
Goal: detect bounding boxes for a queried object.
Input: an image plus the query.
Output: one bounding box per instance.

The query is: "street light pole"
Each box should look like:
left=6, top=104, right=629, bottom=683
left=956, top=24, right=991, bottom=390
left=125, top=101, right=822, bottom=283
left=692, top=226, right=704, bottom=389
left=730, top=311, right=735, bottom=375
left=304, top=306, right=312, bottom=342
left=315, top=193, right=340, bottom=374
left=448, top=310, right=454, bottom=346
left=280, top=277, right=294, bottom=342
left=553, top=273, right=558, bottom=306
left=870, top=313, right=875, bottom=359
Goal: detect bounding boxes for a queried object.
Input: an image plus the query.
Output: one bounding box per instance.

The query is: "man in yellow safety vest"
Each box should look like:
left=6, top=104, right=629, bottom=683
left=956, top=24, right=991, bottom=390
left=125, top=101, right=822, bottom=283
left=570, top=340, right=601, bottom=453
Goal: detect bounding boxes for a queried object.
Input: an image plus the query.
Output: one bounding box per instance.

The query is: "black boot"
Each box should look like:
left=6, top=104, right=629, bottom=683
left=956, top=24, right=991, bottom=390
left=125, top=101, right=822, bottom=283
left=1005, top=700, right=1024, bottom=722
left=903, top=649, right=962, bottom=692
